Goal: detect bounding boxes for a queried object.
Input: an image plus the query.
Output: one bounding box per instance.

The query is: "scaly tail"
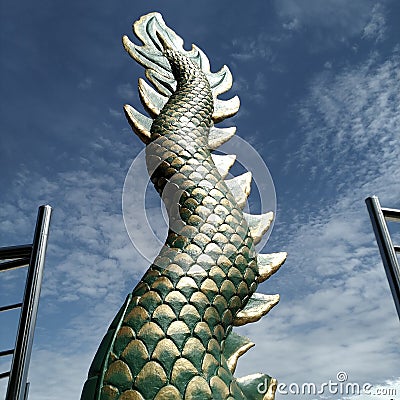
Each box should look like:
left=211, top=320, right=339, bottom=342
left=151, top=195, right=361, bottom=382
left=81, top=12, right=286, bottom=400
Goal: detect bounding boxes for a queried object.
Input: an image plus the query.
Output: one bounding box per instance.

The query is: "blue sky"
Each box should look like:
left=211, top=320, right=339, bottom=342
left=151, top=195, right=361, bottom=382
left=1, top=1, right=399, bottom=399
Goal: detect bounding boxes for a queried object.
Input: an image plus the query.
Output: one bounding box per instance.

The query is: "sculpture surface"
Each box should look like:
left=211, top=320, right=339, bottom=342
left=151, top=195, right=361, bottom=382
left=81, top=12, right=286, bottom=400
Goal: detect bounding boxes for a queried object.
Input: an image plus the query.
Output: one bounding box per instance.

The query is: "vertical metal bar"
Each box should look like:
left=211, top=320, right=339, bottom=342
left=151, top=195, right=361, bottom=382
left=23, top=382, right=30, bottom=400
left=5, top=205, right=52, bottom=400
left=366, top=196, right=400, bottom=320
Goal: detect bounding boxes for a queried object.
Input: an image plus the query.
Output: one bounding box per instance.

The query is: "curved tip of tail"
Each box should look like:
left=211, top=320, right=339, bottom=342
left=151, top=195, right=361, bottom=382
left=156, top=30, right=173, bottom=51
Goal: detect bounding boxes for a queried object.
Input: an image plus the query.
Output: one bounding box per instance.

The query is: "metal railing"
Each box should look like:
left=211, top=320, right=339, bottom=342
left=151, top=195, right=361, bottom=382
left=0, top=205, right=52, bottom=400
left=366, top=196, right=400, bottom=320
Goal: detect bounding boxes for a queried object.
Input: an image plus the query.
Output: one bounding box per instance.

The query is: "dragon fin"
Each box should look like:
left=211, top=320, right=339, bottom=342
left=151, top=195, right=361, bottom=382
left=123, top=104, right=152, bottom=144
left=223, top=331, right=255, bottom=374
left=211, top=154, right=236, bottom=179
left=233, top=293, right=279, bottom=326
left=213, top=96, right=240, bottom=122
left=208, top=126, right=236, bottom=150
left=145, top=69, right=175, bottom=96
left=138, top=78, right=168, bottom=117
left=225, top=172, right=252, bottom=209
left=257, top=252, right=287, bottom=283
left=243, top=212, right=274, bottom=245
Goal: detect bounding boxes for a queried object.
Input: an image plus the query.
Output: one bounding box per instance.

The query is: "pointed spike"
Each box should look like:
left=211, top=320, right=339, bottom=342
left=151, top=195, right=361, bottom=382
left=154, top=27, right=174, bottom=52
left=225, top=172, right=252, bottom=209
left=212, top=96, right=240, bottom=123
left=209, top=65, right=233, bottom=97
left=236, top=374, right=277, bottom=400
left=233, top=293, right=280, bottom=326
left=134, top=13, right=164, bottom=52
left=228, top=343, right=254, bottom=375
left=208, top=126, right=236, bottom=150
left=122, top=35, right=170, bottom=76
left=123, top=104, right=152, bottom=144
left=210, top=154, right=236, bottom=179
left=133, top=12, right=184, bottom=54
left=223, top=332, right=254, bottom=374
left=257, top=252, right=287, bottom=283
left=138, top=78, right=168, bottom=117
left=188, top=44, right=211, bottom=72
left=145, top=69, right=175, bottom=96
left=243, top=212, right=274, bottom=245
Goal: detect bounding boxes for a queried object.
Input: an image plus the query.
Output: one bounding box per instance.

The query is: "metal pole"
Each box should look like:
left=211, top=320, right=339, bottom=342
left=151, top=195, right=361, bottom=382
left=365, top=196, right=400, bottom=320
left=5, top=205, right=52, bottom=400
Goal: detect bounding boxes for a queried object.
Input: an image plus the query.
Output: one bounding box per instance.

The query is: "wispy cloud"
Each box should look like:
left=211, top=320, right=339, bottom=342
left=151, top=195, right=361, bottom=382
left=293, top=48, right=400, bottom=188
left=275, top=0, right=378, bottom=37
left=77, top=77, right=93, bottom=91
left=362, top=3, right=387, bottom=42
left=117, top=83, right=136, bottom=99
left=109, top=107, right=123, bottom=118
left=231, top=33, right=276, bottom=62
left=231, top=72, right=270, bottom=106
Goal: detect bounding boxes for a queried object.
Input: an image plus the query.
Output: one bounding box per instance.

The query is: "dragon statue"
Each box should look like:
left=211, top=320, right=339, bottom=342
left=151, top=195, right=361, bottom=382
left=81, top=12, right=286, bottom=400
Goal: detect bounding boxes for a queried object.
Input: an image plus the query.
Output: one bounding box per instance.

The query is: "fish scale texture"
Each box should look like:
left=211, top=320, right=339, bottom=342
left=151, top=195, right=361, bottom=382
left=81, top=50, right=260, bottom=400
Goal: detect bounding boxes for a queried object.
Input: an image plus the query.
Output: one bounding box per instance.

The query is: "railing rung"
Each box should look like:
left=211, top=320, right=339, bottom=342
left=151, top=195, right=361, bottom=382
left=0, top=349, right=14, bottom=357
left=382, top=207, right=400, bottom=222
left=0, top=303, right=23, bottom=313
left=0, top=371, right=11, bottom=380
left=394, top=245, right=400, bottom=253
left=0, top=258, right=30, bottom=273
left=0, top=245, right=32, bottom=260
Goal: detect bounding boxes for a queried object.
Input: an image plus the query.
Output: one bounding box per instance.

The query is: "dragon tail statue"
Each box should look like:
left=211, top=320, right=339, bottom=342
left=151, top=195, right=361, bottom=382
left=81, top=12, right=286, bottom=400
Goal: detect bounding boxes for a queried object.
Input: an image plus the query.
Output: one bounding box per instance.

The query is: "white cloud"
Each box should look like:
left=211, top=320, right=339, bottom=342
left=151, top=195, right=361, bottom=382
left=77, top=77, right=93, bottom=90
left=362, top=4, right=387, bottom=42
left=117, top=82, right=135, bottom=99
left=29, top=350, right=92, bottom=400
left=282, top=18, right=300, bottom=31
left=293, top=49, right=400, bottom=187
left=231, top=71, right=271, bottom=107
left=1, top=350, right=89, bottom=399
left=231, top=33, right=277, bottom=62
left=109, top=107, right=123, bottom=118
